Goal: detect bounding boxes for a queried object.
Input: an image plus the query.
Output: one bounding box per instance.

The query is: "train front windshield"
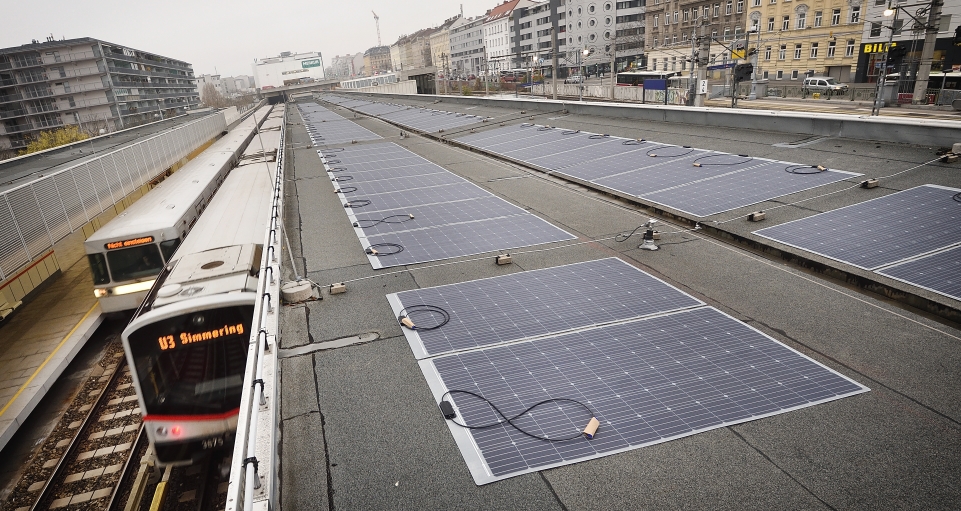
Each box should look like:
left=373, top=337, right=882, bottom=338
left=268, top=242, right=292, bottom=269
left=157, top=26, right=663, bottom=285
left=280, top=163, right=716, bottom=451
left=126, top=305, right=254, bottom=416
left=107, top=244, right=165, bottom=282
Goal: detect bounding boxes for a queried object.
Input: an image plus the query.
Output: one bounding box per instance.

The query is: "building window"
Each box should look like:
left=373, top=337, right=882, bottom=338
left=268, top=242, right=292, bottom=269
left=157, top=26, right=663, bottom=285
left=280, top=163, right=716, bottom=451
left=671, top=56, right=677, bottom=70
left=665, top=36, right=669, bottom=45
left=776, top=70, right=783, bottom=79
left=672, top=34, right=678, bottom=43
left=751, top=18, right=759, bottom=31
left=870, top=22, right=881, bottom=37
left=653, top=14, right=658, bottom=26
left=736, top=0, right=743, bottom=13
left=713, top=3, right=720, bottom=17
left=768, top=17, right=775, bottom=31
left=782, top=15, right=790, bottom=30
left=726, top=0, right=733, bottom=15
left=683, top=9, right=689, bottom=21
left=674, top=10, right=679, bottom=22
left=827, top=40, right=836, bottom=57
left=762, top=70, right=769, bottom=79
left=764, top=46, right=772, bottom=60
left=724, top=27, right=731, bottom=39
left=652, top=58, right=657, bottom=69
left=791, top=70, right=799, bottom=79
left=814, top=11, right=822, bottom=27
left=850, top=6, right=860, bottom=23
left=753, top=0, right=760, bottom=6
left=589, top=4, right=595, bottom=12
left=778, top=44, right=786, bottom=59
left=845, top=39, right=855, bottom=56
left=796, top=12, right=806, bottom=29
left=810, top=42, right=818, bottom=58
left=704, top=6, right=710, bottom=18
left=794, top=43, right=802, bottom=59
left=832, top=9, right=841, bottom=25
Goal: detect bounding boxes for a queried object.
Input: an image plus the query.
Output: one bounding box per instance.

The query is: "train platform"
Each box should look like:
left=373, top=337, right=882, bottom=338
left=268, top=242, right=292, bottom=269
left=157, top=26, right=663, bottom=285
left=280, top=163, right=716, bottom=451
left=276, top=95, right=961, bottom=510
left=0, top=255, right=101, bottom=451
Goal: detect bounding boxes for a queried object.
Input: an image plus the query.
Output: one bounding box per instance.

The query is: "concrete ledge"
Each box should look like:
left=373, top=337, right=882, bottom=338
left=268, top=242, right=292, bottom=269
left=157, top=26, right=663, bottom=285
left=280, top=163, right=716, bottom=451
left=339, top=91, right=961, bottom=147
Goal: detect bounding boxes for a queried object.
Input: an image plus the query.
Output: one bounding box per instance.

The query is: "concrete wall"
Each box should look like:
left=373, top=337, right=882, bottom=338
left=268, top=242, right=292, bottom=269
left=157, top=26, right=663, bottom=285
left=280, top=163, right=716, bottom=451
left=343, top=91, right=961, bottom=147
left=350, top=80, right=418, bottom=95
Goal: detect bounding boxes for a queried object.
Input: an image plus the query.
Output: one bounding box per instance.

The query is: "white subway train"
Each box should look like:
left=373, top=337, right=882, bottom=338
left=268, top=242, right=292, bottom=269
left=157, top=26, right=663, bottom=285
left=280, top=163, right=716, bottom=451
left=120, top=105, right=285, bottom=465
left=84, top=106, right=273, bottom=313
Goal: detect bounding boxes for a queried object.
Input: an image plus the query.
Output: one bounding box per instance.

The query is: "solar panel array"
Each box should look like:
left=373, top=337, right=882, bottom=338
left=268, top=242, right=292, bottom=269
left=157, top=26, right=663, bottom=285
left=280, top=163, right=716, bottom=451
left=319, top=93, right=489, bottom=133
left=387, top=258, right=868, bottom=484
left=451, top=124, right=860, bottom=217
left=755, top=184, right=961, bottom=302
left=321, top=142, right=575, bottom=269
left=296, top=102, right=382, bottom=145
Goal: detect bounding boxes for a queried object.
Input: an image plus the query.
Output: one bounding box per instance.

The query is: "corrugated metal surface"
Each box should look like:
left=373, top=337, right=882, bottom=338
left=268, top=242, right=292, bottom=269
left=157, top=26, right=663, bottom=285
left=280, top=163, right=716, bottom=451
left=0, top=113, right=228, bottom=280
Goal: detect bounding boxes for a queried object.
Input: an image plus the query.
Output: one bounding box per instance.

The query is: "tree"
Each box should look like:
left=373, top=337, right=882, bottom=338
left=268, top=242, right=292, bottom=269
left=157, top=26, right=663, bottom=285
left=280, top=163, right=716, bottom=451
left=19, top=125, right=89, bottom=155
left=201, top=83, right=231, bottom=108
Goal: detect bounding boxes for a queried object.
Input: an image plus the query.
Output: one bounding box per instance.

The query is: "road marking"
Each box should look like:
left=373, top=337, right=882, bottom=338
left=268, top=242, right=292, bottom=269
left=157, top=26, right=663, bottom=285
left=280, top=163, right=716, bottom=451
left=0, top=303, right=99, bottom=417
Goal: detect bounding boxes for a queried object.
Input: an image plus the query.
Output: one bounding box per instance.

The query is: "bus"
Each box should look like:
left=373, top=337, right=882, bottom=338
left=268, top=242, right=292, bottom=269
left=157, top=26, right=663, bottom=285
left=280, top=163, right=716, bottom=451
left=616, top=70, right=680, bottom=86
left=500, top=69, right=528, bottom=83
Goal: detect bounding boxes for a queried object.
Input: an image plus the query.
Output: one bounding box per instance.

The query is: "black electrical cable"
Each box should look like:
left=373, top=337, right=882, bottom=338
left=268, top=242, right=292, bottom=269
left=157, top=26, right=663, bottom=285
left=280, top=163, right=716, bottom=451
left=397, top=304, right=449, bottom=331
left=335, top=186, right=357, bottom=194
left=353, top=214, right=415, bottom=228
left=691, top=153, right=753, bottom=166
left=614, top=224, right=649, bottom=243
left=537, top=126, right=554, bottom=131
left=325, top=147, right=345, bottom=152
left=784, top=164, right=826, bottom=174
left=520, top=123, right=535, bottom=127
left=441, top=389, right=596, bottom=442
left=562, top=129, right=581, bottom=135
left=329, top=167, right=348, bottom=172
left=589, top=134, right=610, bottom=139
left=332, top=175, right=353, bottom=182
left=646, top=145, right=694, bottom=157
left=365, top=242, right=404, bottom=255
left=325, top=159, right=341, bottom=164
left=622, top=139, right=646, bottom=145
left=344, top=199, right=371, bottom=208
left=954, top=192, right=961, bottom=203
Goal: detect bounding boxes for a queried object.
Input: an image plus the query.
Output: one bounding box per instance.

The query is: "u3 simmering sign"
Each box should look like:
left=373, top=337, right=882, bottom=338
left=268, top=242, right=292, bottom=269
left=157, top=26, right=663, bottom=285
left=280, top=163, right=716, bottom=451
left=301, top=59, right=321, bottom=69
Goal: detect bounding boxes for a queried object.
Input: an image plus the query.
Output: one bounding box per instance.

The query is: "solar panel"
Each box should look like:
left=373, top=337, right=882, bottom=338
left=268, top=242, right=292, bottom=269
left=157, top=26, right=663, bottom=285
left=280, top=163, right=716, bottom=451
left=363, top=213, right=575, bottom=269
left=337, top=170, right=461, bottom=195
left=876, top=245, right=961, bottom=302
left=343, top=182, right=491, bottom=213
left=348, top=196, right=528, bottom=237
left=754, top=185, right=961, bottom=270
left=641, top=160, right=860, bottom=217
left=387, top=258, right=704, bottom=359
left=421, top=306, right=868, bottom=484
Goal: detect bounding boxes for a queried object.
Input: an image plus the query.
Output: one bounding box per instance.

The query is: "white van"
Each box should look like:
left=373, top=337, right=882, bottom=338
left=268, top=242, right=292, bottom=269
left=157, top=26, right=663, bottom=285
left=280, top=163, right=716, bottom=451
left=802, top=77, right=848, bottom=95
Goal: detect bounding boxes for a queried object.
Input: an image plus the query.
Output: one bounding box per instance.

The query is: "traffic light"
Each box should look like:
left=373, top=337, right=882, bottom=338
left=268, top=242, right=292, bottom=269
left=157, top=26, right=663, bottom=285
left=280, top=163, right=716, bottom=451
left=733, top=63, right=753, bottom=83
left=888, top=45, right=907, bottom=66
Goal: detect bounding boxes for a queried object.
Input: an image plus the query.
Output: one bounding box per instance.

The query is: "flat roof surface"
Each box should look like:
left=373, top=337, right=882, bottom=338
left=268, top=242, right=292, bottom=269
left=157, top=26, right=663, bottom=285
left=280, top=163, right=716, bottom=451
left=0, top=112, right=215, bottom=195
left=278, top=95, right=961, bottom=510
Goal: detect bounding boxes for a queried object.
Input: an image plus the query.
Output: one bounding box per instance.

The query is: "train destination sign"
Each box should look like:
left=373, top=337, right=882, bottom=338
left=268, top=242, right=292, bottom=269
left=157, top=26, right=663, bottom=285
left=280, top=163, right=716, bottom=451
left=157, top=322, right=246, bottom=351
left=105, top=236, right=154, bottom=250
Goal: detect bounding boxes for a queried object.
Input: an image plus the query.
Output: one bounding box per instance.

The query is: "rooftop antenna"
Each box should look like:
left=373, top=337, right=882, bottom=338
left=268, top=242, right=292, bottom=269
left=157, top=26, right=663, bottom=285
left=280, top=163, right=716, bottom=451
left=372, top=11, right=382, bottom=47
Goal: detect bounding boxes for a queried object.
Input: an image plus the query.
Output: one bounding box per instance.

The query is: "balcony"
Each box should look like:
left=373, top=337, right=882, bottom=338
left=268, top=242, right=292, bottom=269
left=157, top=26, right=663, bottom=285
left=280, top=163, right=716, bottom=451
left=0, top=93, right=24, bottom=104
left=2, top=120, right=63, bottom=133
left=44, top=50, right=98, bottom=65
left=18, top=73, right=49, bottom=84
left=22, top=88, right=53, bottom=99
left=105, top=51, right=192, bottom=71
left=0, top=77, right=16, bottom=86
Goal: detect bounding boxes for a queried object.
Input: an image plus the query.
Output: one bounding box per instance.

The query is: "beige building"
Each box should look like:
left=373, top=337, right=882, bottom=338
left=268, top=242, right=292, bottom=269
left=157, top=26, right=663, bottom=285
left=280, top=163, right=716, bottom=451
left=391, top=27, right=438, bottom=72
left=363, top=46, right=393, bottom=75
left=430, top=15, right=463, bottom=77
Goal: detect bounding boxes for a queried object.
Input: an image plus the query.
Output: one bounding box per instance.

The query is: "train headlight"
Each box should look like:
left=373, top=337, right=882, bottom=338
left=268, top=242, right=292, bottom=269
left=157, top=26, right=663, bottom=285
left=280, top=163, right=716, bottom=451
left=94, top=288, right=108, bottom=298
left=156, top=426, right=167, bottom=437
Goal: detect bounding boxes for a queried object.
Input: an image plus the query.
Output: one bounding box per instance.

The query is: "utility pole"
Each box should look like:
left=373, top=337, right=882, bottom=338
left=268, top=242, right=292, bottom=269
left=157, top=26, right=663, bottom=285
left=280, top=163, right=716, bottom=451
left=748, top=26, right=760, bottom=100
left=552, top=27, right=559, bottom=100
left=694, top=18, right=711, bottom=107
left=609, top=42, right=616, bottom=100
left=911, top=0, right=942, bottom=104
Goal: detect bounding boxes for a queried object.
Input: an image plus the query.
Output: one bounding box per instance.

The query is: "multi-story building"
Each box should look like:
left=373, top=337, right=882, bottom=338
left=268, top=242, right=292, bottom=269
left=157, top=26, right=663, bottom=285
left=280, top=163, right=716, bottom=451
left=391, top=28, right=437, bottom=72
left=750, top=0, right=867, bottom=82
left=450, top=16, right=488, bottom=77
left=566, top=0, right=646, bottom=74
left=363, top=46, right=393, bottom=75
left=0, top=37, right=199, bottom=151
left=430, top=15, right=463, bottom=77
left=510, top=0, right=567, bottom=72
left=856, top=0, right=961, bottom=83
left=645, top=0, right=748, bottom=76
left=252, top=51, right=326, bottom=88
left=197, top=74, right=228, bottom=101
left=484, top=0, right=535, bottom=74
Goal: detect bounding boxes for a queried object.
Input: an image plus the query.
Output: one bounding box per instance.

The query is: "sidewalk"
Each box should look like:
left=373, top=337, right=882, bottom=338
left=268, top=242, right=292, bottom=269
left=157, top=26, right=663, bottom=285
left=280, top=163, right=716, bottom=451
left=0, top=256, right=103, bottom=450
left=705, top=95, right=961, bottom=121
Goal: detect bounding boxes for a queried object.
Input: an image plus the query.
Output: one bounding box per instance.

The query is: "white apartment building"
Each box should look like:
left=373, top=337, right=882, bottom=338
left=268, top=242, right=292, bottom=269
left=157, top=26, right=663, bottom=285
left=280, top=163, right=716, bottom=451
left=510, top=0, right=567, bottom=71
left=252, top=51, right=326, bottom=89
left=450, top=16, right=488, bottom=77
left=484, top=0, right=537, bottom=73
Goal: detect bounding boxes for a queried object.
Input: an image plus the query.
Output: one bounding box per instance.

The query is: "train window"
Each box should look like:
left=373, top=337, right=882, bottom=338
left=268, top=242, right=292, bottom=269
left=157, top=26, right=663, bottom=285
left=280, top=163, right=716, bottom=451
left=159, top=239, right=181, bottom=262
left=88, top=253, right=110, bottom=285
left=106, top=244, right=164, bottom=282
left=126, top=305, right=254, bottom=415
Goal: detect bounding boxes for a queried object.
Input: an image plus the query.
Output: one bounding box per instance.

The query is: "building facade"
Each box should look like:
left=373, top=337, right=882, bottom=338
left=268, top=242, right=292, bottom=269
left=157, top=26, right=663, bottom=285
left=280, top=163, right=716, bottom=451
left=251, top=51, right=325, bottom=89
left=510, top=0, right=567, bottom=72
left=566, top=0, right=646, bottom=74
left=450, top=16, right=488, bottom=77
left=484, top=0, right=534, bottom=73
left=430, top=15, right=463, bottom=77
left=363, top=46, right=393, bottom=75
left=0, top=37, right=199, bottom=151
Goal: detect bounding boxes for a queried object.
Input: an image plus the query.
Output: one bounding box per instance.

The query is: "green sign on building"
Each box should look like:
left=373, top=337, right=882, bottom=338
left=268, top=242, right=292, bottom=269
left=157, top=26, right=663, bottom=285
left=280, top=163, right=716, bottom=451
left=301, top=59, right=321, bottom=69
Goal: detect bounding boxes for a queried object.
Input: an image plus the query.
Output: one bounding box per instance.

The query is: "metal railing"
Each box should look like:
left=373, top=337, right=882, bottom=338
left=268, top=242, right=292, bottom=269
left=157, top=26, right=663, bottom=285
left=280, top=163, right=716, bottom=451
left=225, top=104, right=285, bottom=511
left=0, top=112, right=228, bottom=280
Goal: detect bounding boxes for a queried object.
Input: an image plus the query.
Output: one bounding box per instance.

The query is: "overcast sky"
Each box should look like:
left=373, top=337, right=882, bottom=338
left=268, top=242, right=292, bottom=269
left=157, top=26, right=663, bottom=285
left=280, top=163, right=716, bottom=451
left=2, top=0, right=500, bottom=77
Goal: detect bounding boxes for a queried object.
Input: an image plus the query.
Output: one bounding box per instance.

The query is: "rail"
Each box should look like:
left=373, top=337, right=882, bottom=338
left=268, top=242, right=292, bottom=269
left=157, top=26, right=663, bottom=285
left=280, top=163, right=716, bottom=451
left=224, top=105, right=285, bottom=511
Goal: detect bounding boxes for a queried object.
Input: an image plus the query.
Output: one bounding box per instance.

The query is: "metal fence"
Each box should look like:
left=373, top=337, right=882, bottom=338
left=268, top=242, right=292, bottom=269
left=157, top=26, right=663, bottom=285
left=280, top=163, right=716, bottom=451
left=0, top=112, right=227, bottom=280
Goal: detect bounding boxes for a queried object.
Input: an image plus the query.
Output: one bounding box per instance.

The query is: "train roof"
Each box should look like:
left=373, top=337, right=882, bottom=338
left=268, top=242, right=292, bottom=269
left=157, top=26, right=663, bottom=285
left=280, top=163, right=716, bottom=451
left=84, top=105, right=274, bottom=247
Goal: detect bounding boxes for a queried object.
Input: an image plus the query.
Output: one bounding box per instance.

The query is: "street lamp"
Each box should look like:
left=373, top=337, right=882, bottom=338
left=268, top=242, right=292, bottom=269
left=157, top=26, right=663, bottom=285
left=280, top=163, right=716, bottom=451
left=580, top=48, right=590, bottom=101
left=747, top=25, right=761, bottom=100
left=871, top=4, right=900, bottom=115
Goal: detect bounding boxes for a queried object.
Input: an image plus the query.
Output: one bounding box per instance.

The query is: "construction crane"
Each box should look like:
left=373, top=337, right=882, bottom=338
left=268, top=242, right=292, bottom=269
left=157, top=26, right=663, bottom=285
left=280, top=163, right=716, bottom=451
left=372, top=11, right=382, bottom=47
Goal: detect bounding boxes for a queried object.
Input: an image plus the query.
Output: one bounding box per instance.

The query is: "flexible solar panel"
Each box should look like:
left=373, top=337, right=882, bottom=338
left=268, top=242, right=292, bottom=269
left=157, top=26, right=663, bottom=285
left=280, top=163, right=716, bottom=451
left=754, top=185, right=961, bottom=270
left=876, top=245, right=961, bottom=302
left=640, top=160, right=860, bottom=217
left=320, top=141, right=575, bottom=269
left=387, top=258, right=704, bottom=359
left=419, top=306, right=868, bottom=484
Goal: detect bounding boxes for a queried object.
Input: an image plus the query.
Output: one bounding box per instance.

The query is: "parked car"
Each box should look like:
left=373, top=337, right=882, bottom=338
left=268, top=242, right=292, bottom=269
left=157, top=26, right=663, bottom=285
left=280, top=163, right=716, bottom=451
left=564, top=75, right=585, bottom=84
left=467, top=74, right=477, bottom=80
left=802, top=77, right=848, bottom=95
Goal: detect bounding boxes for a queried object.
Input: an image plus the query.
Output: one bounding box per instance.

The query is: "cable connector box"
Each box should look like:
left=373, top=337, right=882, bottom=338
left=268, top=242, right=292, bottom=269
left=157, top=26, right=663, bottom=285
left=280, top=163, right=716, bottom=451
left=861, top=178, right=879, bottom=189
left=329, top=283, right=347, bottom=295
left=495, top=254, right=513, bottom=265
left=748, top=211, right=766, bottom=222
left=440, top=400, right=457, bottom=420
left=652, top=230, right=661, bottom=240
